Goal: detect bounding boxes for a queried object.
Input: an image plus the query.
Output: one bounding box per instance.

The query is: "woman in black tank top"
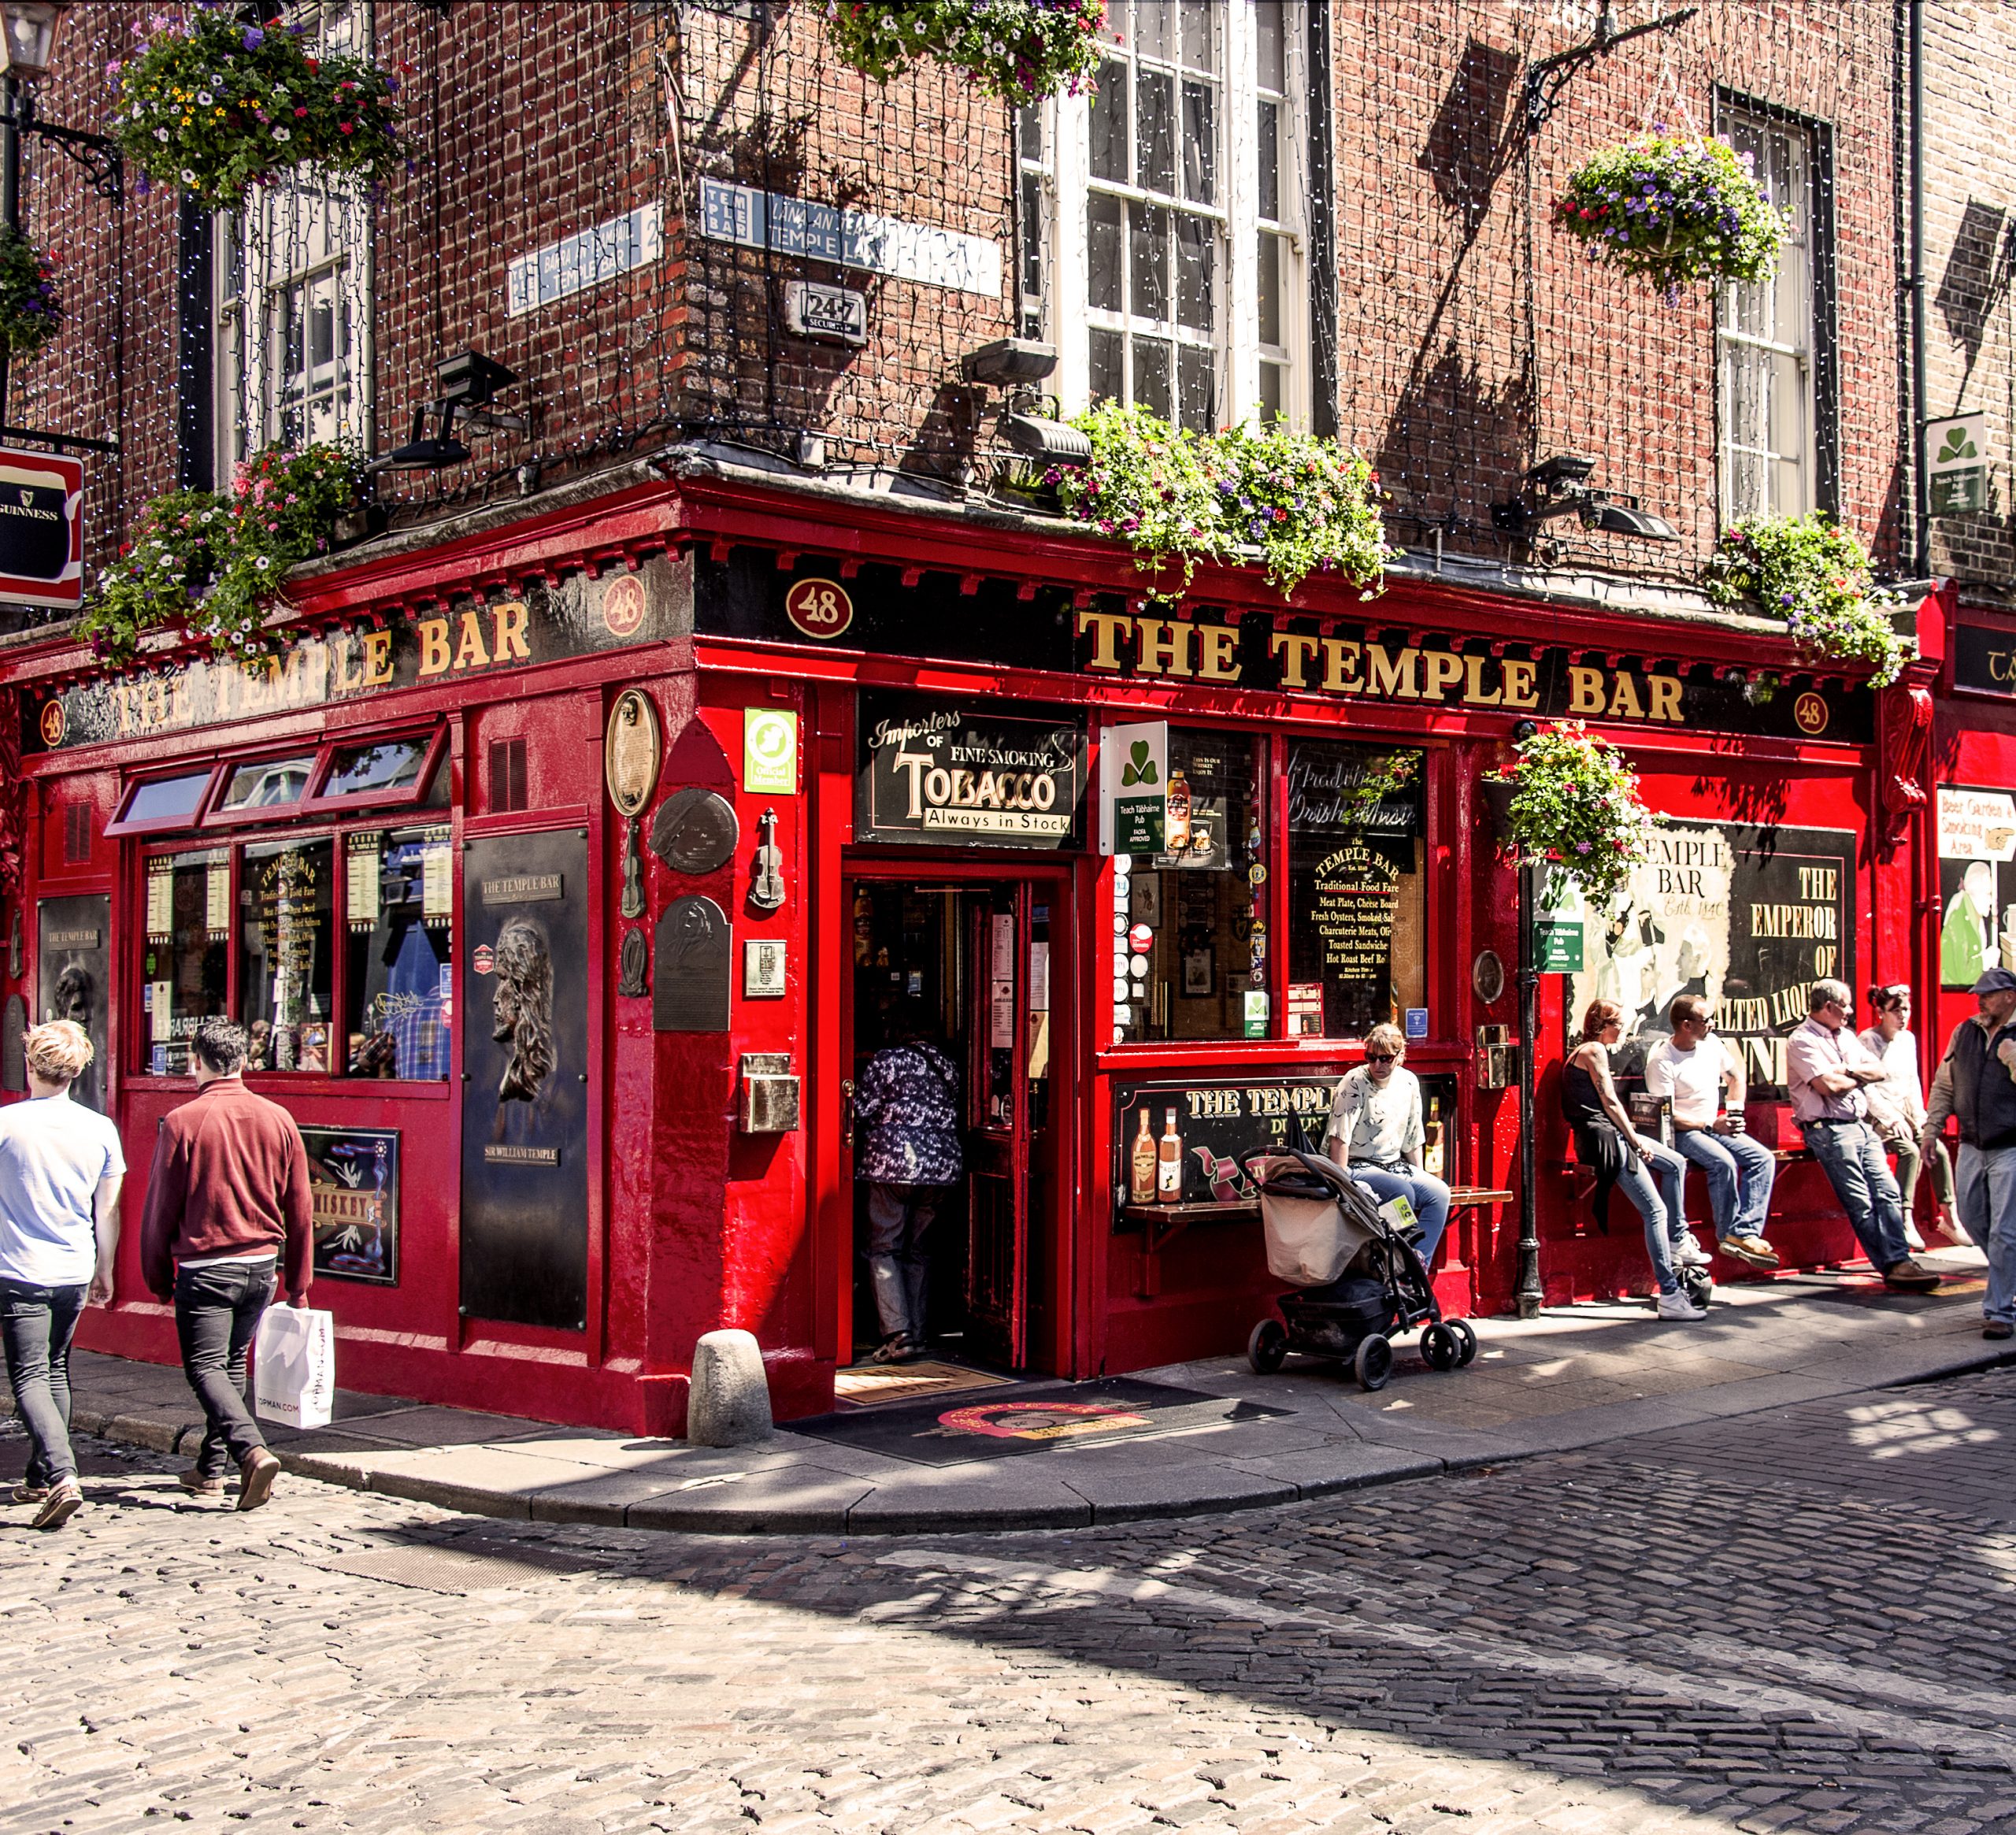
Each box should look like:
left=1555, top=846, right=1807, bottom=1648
left=1565, top=1000, right=1700, bottom=1317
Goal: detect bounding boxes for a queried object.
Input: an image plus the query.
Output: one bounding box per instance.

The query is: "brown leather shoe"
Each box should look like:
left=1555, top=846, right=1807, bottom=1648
left=1882, top=1258, right=1943, bottom=1293
left=176, top=1468, right=227, bottom=1498
left=235, top=1449, right=281, bottom=1512
left=1984, top=1320, right=2014, bottom=1340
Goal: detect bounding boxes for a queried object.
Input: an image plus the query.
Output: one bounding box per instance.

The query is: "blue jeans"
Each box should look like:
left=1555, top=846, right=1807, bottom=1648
left=865, top=1182, right=947, bottom=1343
left=0, top=1278, right=87, bottom=1488
left=1674, top=1126, right=1777, bottom=1243
left=1954, top=1144, right=2016, bottom=1326
left=1610, top=1139, right=1689, bottom=1295
left=175, top=1260, right=277, bottom=1475
left=1348, top=1164, right=1453, bottom=1268
left=1804, top=1120, right=1910, bottom=1273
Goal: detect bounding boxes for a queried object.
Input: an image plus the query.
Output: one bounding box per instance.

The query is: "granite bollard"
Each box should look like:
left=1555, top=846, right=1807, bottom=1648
left=687, top=1329, right=773, bottom=1446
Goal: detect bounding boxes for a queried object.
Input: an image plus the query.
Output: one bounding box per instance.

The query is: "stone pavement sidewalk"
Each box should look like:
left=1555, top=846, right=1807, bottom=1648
left=11, top=1243, right=2011, bottom=1537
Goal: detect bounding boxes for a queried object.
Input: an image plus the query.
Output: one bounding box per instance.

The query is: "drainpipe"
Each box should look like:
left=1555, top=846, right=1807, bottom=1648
left=1909, top=0, right=1929, bottom=578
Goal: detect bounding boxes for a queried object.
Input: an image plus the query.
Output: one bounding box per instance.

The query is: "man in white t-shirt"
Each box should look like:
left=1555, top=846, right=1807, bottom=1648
left=0, top=1021, right=125, bottom=1531
left=1643, top=995, right=1777, bottom=1270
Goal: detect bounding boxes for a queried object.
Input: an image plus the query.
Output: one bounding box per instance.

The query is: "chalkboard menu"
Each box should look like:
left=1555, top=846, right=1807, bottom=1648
left=1112, top=1073, right=1341, bottom=1218
left=1287, top=740, right=1425, bottom=1038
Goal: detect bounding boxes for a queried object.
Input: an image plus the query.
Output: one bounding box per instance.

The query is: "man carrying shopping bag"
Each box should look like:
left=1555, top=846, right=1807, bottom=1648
left=140, top=1018, right=313, bottom=1511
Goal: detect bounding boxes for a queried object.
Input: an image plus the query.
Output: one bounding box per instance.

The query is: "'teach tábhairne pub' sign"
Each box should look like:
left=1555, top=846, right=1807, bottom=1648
left=22, top=554, right=688, bottom=754
left=694, top=552, right=1873, bottom=745
left=856, top=691, right=1086, bottom=849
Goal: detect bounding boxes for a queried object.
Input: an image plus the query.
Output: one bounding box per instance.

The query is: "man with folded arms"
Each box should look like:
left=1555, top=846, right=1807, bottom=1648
left=1788, top=981, right=1941, bottom=1294
left=140, top=1017, right=313, bottom=1510
left=1644, top=995, right=1777, bottom=1270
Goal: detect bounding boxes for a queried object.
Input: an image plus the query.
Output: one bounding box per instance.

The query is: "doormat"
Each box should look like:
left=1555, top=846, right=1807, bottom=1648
left=833, top=1360, right=1017, bottom=1409
left=785, top=1376, right=1292, bottom=1466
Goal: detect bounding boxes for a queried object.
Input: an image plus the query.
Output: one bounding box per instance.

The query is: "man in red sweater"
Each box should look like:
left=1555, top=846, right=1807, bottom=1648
left=140, top=1018, right=313, bottom=1511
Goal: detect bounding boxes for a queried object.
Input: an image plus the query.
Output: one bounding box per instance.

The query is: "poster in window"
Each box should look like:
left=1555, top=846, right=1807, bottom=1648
left=306, top=1125, right=399, bottom=1285
left=37, top=896, right=109, bottom=1112
left=1286, top=741, right=1426, bottom=1039
left=1568, top=819, right=1855, bottom=1092
left=1936, top=787, right=2016, bottom=988
left=459, top=830, right=590, bottom=1331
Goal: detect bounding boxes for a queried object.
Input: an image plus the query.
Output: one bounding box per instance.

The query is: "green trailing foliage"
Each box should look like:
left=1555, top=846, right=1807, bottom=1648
left=1703, top=513, right=1906, bottom=688
left=821, top=0, right=1103, bottom=102
left=1492, top=721, right=1662, bottom=906
left=80, top=445, right=361, bottom=667
left=1556, top=132, right=1786, bottom=291
left=1047, top=402, right=1393, bottom=602
left=111, top=6, right=402, bottom=210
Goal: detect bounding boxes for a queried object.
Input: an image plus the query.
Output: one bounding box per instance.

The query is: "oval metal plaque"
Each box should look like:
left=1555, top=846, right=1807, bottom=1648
left=650, top=787, right=739, bottom=876
left=605, top=688, right=663, bottom=818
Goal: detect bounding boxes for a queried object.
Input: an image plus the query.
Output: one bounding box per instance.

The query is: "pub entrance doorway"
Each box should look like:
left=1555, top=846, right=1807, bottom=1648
left=841, top=865, right=1069, bottom=1373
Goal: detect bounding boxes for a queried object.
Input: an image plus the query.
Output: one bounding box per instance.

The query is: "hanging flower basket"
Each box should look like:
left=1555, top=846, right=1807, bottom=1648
left=110, top=8, right=402, bottom=210
left=0, top=228, right=61, bottom=359
left=1555, top=132, right=1785, bottom=291
left=1703, top=513, right=1906, bottom=688
left=1046, top=402, right=1392, bottom=602
left=822, top=0, right=1104, bottom=102
left=80, top=444, right=361, bottom=667
left=1490, top=721, right=1662, bottom=906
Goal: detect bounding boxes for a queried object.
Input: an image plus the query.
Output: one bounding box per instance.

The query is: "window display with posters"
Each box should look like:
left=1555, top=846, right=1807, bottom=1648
left=1566, top=820, right=1855, bottom=1094
left=1936, top=788, right=2016, bottom=989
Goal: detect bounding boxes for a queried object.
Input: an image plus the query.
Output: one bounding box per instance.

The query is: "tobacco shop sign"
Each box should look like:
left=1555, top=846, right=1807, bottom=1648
left=856, top=691, right=1086, bottom=849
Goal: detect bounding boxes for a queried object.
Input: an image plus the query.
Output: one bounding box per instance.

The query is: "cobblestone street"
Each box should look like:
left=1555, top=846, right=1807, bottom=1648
left=6, top=1366, right=2016, bottom=1835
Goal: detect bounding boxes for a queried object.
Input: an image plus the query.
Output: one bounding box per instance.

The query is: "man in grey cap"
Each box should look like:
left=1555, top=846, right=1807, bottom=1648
left=1923, top=966, right=2016, bottom=1339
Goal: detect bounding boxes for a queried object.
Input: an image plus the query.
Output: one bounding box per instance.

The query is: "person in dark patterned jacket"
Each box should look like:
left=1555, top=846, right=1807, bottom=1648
left=854, top=1002, right=963, bottom=1364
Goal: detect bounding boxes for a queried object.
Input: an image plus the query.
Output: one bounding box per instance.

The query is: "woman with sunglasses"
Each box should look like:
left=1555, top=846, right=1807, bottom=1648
left=1564, top=1000, right=1704, bottom=1319
left=1858, top=984, right=1955, bottom=1249
left=1322, top=1024, right=1451, bottom=1269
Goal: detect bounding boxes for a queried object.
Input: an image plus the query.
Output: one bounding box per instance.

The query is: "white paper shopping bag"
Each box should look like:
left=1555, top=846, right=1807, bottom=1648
left=254, top=1306, right=335, bottom=1429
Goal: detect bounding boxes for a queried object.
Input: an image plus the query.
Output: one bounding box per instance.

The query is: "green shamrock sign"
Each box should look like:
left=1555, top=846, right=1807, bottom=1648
left=1121, top=739, right=1159, bottom=788
left=1937, top=426, right=1979, bottom=464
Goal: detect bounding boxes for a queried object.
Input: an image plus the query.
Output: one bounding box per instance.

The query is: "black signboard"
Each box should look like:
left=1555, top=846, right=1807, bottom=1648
left=306, top=1125, right=401, bottom=1285
left=460, top=830, right=590, bottom=1331
left=1, top=995, right=22, bottom=1094
left=38, top=895, right=110, bottom=1111
left=23, top=554, right=691, bottom=754
left=697, top=551, right=1874, bottom=745
left=1954, top=623, right=2016, bottom=698
left=856, top=691, right=1086, bottom=850
left=1572, top=821, right=1856, bottom=1093
left=1113, top=1073, right=1340, bottom=1216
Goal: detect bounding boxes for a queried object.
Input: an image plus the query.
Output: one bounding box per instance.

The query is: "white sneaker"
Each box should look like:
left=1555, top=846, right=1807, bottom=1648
left=1656, top=1289, right=1707, bottom=1321
left=1671, top=1234, right=1711, bottom=1269
left=1903, top=1221, right=1926, bottom=1252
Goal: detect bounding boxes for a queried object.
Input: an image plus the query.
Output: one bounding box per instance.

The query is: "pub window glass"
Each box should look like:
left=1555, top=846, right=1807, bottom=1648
left=1111, top=728, right=1263, bottom=1044
left=1286, top=740, right=1428, bottom=1038
left=239, top=837, right=335, bottom=1071
left=217, top=753, right=317, bottom=814
left=344, top=825, right=454, bottom=1079
left=323, top=737, right=428, bottom=799
left=141, top=849, right=231, bottom=1074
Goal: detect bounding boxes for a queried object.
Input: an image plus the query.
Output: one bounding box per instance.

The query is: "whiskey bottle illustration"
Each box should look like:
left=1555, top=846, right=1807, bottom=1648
left=1157, top=1107, right=1184, bottom=1203
left=1129, top=1107, right=1158, bottom=1204
left=1165, top=769, right=1192, bottom=855
left=1423, top=1094, right=1446, bottom=1178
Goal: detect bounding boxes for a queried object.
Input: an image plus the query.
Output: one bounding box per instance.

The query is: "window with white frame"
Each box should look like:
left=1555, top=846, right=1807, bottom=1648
left=1032, top=2, right=1305, bottom=434
left=213, top=0, right=375, bottom=469
left=1717, top=106, right=1817, bottom=522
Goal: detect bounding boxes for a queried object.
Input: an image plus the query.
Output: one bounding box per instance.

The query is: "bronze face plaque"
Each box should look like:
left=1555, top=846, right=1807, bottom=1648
left=650, top=787, right=739, bottom=876
left=654, top=895, right=731, bottom=1032
left=605, top=688, right=662, bottom=818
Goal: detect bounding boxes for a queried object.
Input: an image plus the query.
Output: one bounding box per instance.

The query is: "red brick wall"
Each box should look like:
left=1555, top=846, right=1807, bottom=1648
left=18, top=1, right=1903, bottom=595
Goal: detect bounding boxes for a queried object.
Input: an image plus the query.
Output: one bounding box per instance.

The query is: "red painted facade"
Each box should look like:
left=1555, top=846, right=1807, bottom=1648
left=0, top=467, right=1940, bottom=1432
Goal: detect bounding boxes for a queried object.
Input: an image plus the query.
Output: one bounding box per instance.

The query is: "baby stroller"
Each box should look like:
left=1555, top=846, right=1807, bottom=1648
left=1241, top=1147, right=1478, bottom=1391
